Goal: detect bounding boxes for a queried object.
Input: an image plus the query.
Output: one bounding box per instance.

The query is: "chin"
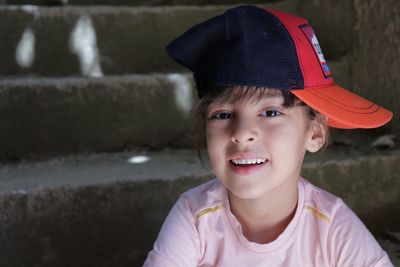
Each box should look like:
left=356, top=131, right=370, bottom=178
left=228, top=186, right=268, bottom=200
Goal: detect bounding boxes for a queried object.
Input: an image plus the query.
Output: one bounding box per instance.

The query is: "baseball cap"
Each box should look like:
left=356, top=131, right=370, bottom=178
left=165, top=5, right=393, bottom=129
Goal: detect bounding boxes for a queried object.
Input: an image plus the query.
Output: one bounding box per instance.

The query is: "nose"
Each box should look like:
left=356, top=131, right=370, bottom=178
left=231, top=117, right=258, bottom=144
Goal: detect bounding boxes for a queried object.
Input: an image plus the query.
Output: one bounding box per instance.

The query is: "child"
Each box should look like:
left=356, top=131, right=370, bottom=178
left=144, top=5, right=394, bottom=267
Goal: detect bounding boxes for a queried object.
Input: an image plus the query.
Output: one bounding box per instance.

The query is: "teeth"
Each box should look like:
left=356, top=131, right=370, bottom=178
left=231, top=158, right=266, bottom=165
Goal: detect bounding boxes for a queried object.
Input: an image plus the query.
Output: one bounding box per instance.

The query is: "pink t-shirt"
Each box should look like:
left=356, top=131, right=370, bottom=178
left=144, top=178, right=393, bottom=267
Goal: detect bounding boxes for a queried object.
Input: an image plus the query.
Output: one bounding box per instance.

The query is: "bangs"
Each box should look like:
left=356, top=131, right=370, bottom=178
left=203, top=86, right=297, bottom=109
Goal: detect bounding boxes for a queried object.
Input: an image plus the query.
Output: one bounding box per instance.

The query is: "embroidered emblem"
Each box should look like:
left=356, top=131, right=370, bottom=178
left=299, top=24, right=332, bottom=78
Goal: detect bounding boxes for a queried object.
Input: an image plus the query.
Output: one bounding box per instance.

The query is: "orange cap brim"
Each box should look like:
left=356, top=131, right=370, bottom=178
left=291, top=85, right=393, bottom=129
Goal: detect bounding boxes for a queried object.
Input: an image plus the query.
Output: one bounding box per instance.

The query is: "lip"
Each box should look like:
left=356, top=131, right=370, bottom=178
left=229, top=161, right=268, bottom=175
left=228, top=152, right=268, bottom=176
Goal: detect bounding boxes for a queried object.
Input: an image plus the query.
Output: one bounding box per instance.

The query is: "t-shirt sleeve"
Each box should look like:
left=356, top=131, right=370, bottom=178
left=143, top=195, right=200, bottom=267
left=328, top=202, right=394, bottom=267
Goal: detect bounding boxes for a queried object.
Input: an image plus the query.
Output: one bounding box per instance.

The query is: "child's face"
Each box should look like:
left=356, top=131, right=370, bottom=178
left=205, top=90, right=322, bottom=200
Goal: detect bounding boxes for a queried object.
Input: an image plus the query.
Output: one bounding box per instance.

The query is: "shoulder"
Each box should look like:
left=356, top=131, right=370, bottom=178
left=300, top=178, right=392, bottom=267
left=301, top=177, right=373, bottom=237
left=179, top=178, right=227, bottom=219
left=144, top=179, right=226, bottom=267
left=301, top=178, right=345, bottom=224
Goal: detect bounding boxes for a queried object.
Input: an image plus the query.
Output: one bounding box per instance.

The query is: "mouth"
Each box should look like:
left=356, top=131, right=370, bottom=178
left=229, top=158, right=268, bottom=175
left=230, top=158, right=267, bottom=166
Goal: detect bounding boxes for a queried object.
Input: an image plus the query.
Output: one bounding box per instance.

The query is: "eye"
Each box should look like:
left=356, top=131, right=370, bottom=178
left=260, top=110, right=282, bottom=117
left=210, top=112, right=232, bottom=120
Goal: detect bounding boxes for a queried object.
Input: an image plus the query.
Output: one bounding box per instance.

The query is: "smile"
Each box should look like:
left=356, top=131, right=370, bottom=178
left=230, top=158, right=266, bottom=165
left=229, top=158, right=268, bottom=175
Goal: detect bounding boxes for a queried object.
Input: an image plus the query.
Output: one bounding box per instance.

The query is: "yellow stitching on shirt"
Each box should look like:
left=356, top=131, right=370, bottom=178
left=196, top=205, right=224, bottom=220
left=304, top=205, right=331, bottom=223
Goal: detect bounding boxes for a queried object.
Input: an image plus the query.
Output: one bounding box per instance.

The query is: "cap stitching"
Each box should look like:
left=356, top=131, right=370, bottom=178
left=284, top=22, right=305, bottom=88
left=308, top=90, right=381, bottom=114
left=295, top=24, right=308, bottom=84
left=284, top=20, right=305, bottom=88
left=308, top=89, right=375, bottom=109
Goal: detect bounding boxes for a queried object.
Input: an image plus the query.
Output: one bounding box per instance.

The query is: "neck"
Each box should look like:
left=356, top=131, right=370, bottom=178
left=229, top=177, right=299, bottom=244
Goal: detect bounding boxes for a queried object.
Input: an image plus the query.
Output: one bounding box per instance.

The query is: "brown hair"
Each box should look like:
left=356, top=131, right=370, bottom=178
left=191, top=86, right=328, bottom=163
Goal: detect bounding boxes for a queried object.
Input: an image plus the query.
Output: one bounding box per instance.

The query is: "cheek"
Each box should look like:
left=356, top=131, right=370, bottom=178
left=206, top=126, right=224, bottom=160
left=206, top=137, right=225, bottom=175
left=205, top=127, right=215, bottom=149
left=206, top=123, right=229, bottom=145
left=264, top=123, right=309, bottom=155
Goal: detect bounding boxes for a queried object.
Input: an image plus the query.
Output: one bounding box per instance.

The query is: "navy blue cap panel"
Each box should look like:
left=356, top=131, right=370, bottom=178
left=166, top=14, right=226, bottom=70
left=218, top=6, right=304, bottom=93
left=166, top=5, right=304, bottom=97
left=190, top=15, right=228, bottom=93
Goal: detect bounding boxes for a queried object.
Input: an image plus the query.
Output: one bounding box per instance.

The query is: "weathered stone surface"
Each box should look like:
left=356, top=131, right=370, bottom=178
left=303, top=150, right=400, bottom=234
left=0, top=75, right=197, bottom=160
left=0, top=148, right=398, bottom=266
left=379, top=239, right=400, bottom=267
left=5, top=0, right=271, bottom=6
left=0, top=177, right=210, bottom=267
left=352, top=0, right=400, bottom=133
left=0, top=3, right=296, bottom=77
left=0, top=149, right=208, bottom=193
left=327, top=58, right=352, bottom=90
left=0, top=6, right=224, bottom=76
left=295, top=0, right=355, bottom=60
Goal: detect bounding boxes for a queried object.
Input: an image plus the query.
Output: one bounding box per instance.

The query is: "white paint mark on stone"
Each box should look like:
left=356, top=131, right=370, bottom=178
left=11, top=189, right=28, bottom=195
left=69, top=15, right=103, bottom=77
left=20, top=5, right=39, bottom=14
left=15, top=26, right=35, bottom=68
left=127, top=155, right=151, bottom=164
left=167, top=73, right=193, bottom=115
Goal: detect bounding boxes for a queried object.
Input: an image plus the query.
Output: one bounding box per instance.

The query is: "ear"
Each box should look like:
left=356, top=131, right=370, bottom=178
left=306, top=114, right=328, bottom=153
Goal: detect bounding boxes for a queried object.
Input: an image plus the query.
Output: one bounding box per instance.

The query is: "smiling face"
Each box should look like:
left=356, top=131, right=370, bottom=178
left=205, top=87, right=325, bottom=201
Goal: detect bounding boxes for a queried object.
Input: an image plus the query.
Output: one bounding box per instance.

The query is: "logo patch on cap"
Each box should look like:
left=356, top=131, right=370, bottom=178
left=299, top=24, right=332, bottom=78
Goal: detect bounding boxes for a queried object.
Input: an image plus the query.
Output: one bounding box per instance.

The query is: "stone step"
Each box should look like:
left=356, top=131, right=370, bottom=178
left=0, top=74, right=197, bottom=161
left=1, top=2, right=353, bottom=77
left=0, top=148, right=399, bottom=266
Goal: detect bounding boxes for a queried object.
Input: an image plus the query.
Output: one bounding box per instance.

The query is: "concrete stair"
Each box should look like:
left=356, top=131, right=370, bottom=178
left=0, top=0, right=399, bottom=266
left=0, top=74, right=196, bottom=160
